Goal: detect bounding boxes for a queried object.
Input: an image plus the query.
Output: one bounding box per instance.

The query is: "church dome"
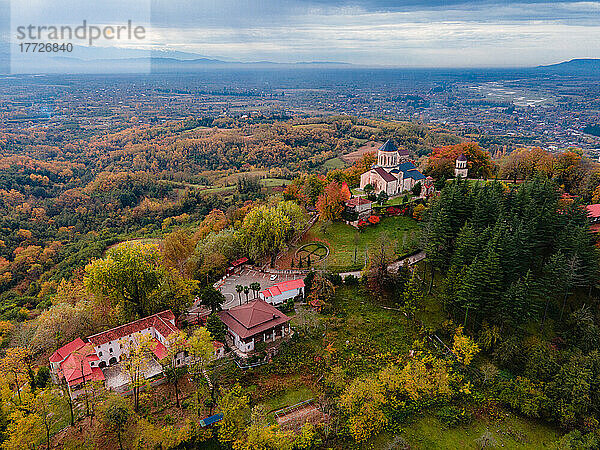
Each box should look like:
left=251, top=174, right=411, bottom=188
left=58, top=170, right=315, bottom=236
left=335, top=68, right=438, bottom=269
left=378, top=140, right=398, bottom=152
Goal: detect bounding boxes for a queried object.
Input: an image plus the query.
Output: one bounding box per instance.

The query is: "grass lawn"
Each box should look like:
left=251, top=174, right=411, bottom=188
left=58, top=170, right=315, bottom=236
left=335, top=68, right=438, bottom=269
left=322, top=157, right=347, bottom=170
left=374, top=414, right=561, bottom=449
left=297, top=216, right=421, bottom=272
left=385, top=194, right=417, bottom=207
left=261, top=385, right=315, bottom=414
left=260, top=178, right=292, bottom=187
left=323, top=286, right=413, bottom=376
left=199, top=185, right=237, bottom=194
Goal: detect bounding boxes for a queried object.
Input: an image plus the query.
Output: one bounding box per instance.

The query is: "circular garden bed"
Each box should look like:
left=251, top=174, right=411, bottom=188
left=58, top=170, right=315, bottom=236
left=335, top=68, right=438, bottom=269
left=295, top=242, right=330, bottom=266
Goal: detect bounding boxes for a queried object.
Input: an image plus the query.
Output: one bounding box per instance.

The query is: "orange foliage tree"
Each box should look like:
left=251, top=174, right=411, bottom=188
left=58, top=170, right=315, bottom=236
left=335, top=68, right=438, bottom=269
left=425, top=142, right=495, bottom=179
left=316, top=181, right=351, bottom=222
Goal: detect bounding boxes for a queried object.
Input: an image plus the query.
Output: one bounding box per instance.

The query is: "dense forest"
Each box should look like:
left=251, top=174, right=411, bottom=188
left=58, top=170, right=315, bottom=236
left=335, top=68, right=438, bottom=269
left=0, top=116, right=461, bottom=321
left=421, top=177, right=600, bottom=437
left=2, top=111, right=600, bottom=447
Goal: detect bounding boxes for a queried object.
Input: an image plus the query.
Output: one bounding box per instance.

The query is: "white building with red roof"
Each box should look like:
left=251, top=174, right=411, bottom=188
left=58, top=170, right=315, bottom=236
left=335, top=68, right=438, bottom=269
left=49, top=338, right=105, bottom=390
left=586, top=204, right=600, bottom=223
left=345, top=196, right=373, bottom=219
left=259, top=279, right=304, bottom=305
left=87, top=310, right=178, bottom=368
left=49, top=309, right=226, bottom=396
left=218, top=299, right=291, bottom=354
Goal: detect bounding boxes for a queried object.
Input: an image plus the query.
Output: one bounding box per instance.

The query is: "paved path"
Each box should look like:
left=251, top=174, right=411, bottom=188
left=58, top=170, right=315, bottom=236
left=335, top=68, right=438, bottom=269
left=339, top=250, right=426, bottom=278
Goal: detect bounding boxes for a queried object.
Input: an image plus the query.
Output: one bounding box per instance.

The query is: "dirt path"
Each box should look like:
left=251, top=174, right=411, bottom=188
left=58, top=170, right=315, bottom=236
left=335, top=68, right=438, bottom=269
left=338, top=250, right=426, bottom=278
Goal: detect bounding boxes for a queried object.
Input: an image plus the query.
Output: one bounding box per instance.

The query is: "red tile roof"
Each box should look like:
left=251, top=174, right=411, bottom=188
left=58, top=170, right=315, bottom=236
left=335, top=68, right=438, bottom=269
left=60, top=344, right=104, bottom=387
left=49, top=338, right=87, bottom=363
left=591, top=223, right=600, bottom=233
left=373, top=167, right=397, bottom=183
left=230, top=257, right=249, bottom=267
left=218, top=300, right=291, bottom=339
left=587, top=204, right=600, bottom=219
left=346, top=197, right=372, bottom=207
left=260, top=279, right=304, bottom=298
left=87, top=310, right=177, bottom=346
left=151, top=338, right=168, bottom=360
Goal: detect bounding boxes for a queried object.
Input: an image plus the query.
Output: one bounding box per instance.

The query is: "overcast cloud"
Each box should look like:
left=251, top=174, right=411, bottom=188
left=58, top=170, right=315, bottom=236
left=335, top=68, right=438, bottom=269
left=4, top=0, right=600, bottom=67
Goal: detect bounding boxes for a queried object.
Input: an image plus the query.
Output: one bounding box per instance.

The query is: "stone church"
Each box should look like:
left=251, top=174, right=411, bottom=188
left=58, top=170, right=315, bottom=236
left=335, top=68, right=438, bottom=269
left=359, top=140, right=426, bottom=196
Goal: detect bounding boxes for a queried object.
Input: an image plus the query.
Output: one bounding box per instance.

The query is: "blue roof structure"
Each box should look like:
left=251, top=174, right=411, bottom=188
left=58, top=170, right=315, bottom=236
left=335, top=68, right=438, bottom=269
left=398, top=161, right=417, bottom=172
left=405, top=170, right=426, bottom=180
left=379, top=140, right=398, bottom=152
left=200, top=413, right=224, bottom=427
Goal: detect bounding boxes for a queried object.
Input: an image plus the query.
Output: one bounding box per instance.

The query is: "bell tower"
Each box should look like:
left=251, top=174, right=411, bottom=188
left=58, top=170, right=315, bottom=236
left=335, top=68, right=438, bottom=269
left=455, top=154, right=468, bottom=178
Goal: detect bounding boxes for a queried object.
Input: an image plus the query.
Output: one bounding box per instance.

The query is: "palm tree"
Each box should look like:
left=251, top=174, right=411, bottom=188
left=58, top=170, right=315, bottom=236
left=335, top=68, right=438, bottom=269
left=250, top=282, right=261, bottom=299
left=235, top=285, right=244, bottom=305
left=243, top=286, right=250, bottom=304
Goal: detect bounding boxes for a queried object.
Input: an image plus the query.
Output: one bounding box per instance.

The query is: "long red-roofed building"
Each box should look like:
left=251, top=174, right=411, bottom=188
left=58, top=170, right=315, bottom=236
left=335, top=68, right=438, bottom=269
left=49, top=309, right=225, bottom=397
left=259, top=279, right=304, bottom=305
left=87, top=310, right=178, bottom=367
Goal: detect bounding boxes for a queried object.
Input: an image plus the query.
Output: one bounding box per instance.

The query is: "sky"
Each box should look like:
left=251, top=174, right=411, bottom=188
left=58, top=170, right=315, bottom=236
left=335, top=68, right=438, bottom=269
left=146, top=0, right=600, bottom=67
left=4, top=0, right=600, bottom=68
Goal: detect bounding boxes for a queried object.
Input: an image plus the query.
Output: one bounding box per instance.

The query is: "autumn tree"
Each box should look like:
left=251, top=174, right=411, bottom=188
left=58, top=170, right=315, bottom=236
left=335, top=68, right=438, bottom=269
left=160, top=331, right=189, bottom=408
left=316, top=181, right=351, bottom=222
left=3, top=410, right=44, bottom=450
left=84, top=243, right=169, bottom=319
left=102, top=394, right=133, bottom=450
left=217, top=384, right=250, bottom=444
left=240, top=201, right=306, bottom=261
left=119, top=333, right=155, bottom=412
left=307, top=273, right=335, bottom=311
left=32, top=388, right=63, bottom=450
left=188, top=327, right=216, bottom=415
left=0, top=347, right=31, bottom=404
left=425, top=142, right=495, bottom=179
left=31, top=300, right=99, bottom=355
left=163, top=228, right=196, bottom=277
left=452, top=326, right=480, bottom=365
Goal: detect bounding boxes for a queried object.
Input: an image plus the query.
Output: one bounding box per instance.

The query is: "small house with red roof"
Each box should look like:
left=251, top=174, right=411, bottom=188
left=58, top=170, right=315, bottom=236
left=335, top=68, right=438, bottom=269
left=586, top=204, right=600, bottom=224
left=586, top=204, right=600, bottom=234
left=218, top=299, right=291, bottom=354
left=259, top=279, right=304, bottom=305
left=345, top=196, right=373, bottom=219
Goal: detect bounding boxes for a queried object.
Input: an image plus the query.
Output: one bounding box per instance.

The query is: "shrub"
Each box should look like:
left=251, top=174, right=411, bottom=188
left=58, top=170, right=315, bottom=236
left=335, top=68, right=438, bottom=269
left=344, top=274, right=359, bottom=285
left=35, top=366, right=50, bottom=388
left=326, top=272, right=343, bottom=286
left=435, top=405, right=472, bottom=428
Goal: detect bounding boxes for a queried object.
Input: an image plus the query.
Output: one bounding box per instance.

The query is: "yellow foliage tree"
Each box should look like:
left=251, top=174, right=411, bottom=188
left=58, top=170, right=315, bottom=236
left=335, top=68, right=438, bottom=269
left=452, top=326, right=480, bottom=365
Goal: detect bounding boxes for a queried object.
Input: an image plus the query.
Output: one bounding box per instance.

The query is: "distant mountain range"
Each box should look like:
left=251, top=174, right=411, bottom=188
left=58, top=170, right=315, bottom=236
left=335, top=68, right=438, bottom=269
left=5, top=47, right=600, bottom=75
left=536, top=58, right=600, bottom=73
left=8, top=46, right=355, bottom=73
